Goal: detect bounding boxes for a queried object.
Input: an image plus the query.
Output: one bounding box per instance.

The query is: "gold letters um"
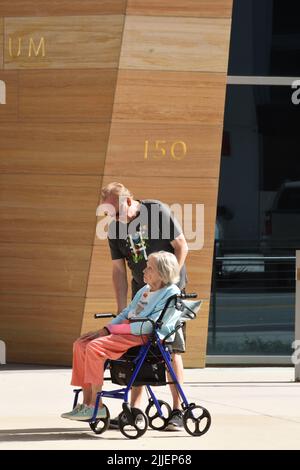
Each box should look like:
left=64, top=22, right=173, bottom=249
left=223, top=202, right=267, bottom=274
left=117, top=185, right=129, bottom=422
left=8, top=37, right=46, bottom=58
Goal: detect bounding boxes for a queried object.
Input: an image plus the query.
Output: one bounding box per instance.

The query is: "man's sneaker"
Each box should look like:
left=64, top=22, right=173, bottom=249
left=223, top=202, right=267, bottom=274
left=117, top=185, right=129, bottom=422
left=61, top=403, right=84, bottom=420
left=109, top=413, right=145, bottom=429
left=109, top=417, right=119, bottom=429
left=165, top=409, right=183, bottom=431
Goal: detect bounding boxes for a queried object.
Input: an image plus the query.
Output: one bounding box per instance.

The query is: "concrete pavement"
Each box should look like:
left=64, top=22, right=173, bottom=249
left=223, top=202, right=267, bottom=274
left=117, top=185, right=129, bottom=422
left=0, top=365, right=299, bottom=450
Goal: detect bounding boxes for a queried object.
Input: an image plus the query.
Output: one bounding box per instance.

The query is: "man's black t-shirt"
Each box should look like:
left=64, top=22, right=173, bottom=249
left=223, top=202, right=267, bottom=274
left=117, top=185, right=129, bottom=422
left=108, top=199, right=187, bottom=296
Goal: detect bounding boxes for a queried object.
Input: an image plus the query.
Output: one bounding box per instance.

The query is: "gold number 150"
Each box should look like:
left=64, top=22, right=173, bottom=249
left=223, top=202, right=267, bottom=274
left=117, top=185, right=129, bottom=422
left=144, top=140, right=187, bottom=160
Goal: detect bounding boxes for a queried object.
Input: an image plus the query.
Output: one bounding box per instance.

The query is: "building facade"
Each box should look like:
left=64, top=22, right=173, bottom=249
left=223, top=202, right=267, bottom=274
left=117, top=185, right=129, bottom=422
left=0, top=1, right=233, bottom=366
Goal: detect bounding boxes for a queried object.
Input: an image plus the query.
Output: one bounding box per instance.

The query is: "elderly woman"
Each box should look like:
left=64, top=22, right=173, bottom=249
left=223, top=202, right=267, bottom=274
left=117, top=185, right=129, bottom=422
left=61, top=251, right=181, bottom=421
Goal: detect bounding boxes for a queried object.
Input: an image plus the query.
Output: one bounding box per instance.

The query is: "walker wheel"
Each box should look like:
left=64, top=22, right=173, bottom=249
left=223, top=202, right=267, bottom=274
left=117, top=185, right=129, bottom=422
left=183, top=405, right=211, bottom=437
left=89, top=404, right=110, bottom=435
left=118, top=407, right=148, bottom=439
left=145, top=399, right=172, bottom=431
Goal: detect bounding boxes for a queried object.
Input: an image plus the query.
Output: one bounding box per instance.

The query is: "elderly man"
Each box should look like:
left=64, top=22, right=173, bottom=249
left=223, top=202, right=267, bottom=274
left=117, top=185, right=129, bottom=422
left=101, top=182, right=189, bottom=430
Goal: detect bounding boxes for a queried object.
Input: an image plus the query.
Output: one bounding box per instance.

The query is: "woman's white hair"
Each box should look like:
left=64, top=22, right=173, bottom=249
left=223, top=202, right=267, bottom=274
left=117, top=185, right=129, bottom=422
left=149, top=251, right=180, bottom=285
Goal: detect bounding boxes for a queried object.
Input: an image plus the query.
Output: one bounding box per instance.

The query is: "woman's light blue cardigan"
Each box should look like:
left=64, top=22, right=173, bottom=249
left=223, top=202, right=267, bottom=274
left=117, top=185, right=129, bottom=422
left=109, top=284, right=181, bottom=339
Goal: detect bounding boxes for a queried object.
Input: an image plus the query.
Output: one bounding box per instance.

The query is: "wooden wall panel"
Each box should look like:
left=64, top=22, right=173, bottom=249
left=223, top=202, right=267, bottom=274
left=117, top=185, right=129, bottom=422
left=81, top=298, right=119, bottom=332
left=113, top=70, right=227, bottom=124
left=0, top=123, right=110, bottom=175
left=5, top=16, right=124, bottom=69
left=0, top=18, right=3, bottom=69
left=0, top=1, right=126, bottom=16
left=83, top=298, right=117, bottom=319
left=0, top=71, right=18, bottom=121
left=0, top=174, right=100, bottom=244
left=19, top=70, right=117, bottom=122
left=186, top=248, right=215, bottom=299
left=120, top=16, right=231, bottom=72
left=0, top=174, right=101, bottom=211
left=185, top=301, right=209, bottom=366
left=0, top=295, right=83, bottom=364
left=0, top=244, right=91, bottom=296
left=0, top=207, right=95, bottom=245
left=127, top=0, right=233, bottom=18
left=85, top=244, right=113, bottom=298
left=105, top=122, right=223, bottom=178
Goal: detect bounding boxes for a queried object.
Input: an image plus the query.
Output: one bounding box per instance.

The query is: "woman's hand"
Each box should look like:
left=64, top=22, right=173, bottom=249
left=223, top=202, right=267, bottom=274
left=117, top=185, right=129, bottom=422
left=78, top=328, right=109, bottom=342
left=78, top=330, right=100, bottom=341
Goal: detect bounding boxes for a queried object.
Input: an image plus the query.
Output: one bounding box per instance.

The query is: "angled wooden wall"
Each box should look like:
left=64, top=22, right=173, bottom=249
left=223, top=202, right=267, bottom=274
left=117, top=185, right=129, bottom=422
left=0, top=1, right=126, bottom=364
left=0, top=0, right=232, bottom=367
left=82, top=0, right=233, bottom=367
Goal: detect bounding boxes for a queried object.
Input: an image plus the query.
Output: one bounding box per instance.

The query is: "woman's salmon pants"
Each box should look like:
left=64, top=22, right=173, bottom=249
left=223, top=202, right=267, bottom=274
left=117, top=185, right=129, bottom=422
left=71, top=333, right=148, bottom=387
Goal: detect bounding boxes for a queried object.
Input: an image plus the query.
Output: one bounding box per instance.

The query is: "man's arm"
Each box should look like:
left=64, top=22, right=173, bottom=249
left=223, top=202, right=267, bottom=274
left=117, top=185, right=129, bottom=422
left=112, top=258, right=128, bottom=313
left=171, top=233, right=189, bottom=270
left=159, top=202, right=188, bottom=269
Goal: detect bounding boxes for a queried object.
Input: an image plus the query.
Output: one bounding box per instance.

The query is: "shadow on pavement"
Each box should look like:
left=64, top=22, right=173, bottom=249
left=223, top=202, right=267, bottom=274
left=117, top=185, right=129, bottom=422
left=0, top=427, right=188, bottom=442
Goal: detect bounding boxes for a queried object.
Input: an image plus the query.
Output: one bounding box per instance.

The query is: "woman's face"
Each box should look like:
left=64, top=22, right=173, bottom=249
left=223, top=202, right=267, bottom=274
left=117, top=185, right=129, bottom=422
left=143, top=256, right=163, bottom=289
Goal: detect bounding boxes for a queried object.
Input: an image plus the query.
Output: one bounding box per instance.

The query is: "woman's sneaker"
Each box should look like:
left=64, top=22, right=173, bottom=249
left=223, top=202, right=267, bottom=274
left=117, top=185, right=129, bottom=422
left=61, top=403, right=84, bottom=420
left=165, top=409, right=183, bottom=431
left=63, top=404, right=107, bottom=421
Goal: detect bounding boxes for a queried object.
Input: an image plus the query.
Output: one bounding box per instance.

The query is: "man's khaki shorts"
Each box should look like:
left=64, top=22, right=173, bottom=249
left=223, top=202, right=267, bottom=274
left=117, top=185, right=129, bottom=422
left=169, top=323, right=186, bottom=354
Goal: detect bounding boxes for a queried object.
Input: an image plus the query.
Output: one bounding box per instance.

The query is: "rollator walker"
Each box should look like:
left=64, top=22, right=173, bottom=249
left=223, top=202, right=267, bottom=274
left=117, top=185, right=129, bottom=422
left=72, top=292, right=212, bottom=439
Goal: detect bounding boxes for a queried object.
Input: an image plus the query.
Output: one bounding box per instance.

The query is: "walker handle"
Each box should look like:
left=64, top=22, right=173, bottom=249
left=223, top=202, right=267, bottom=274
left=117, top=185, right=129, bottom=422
left=94, top=313, right=116, bottom=319
left=179, top=292, right=197, bottom=299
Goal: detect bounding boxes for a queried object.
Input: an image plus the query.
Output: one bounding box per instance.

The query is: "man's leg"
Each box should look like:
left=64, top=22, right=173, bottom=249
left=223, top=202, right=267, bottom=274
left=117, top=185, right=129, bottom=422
left=130, top=354, right=184, bottom=410
left=165, top=352, right=184, bottom=430
left=130, top=355, right=184, bottom=410
left=109, top=387, right=145, bottom=429
left=168, top=353, right=184, bottom=409
left=130, top=386, right=144, bottom=408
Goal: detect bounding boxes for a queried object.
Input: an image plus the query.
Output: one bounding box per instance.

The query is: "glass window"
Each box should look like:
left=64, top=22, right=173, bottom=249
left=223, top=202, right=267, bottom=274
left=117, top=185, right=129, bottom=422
left=276, top=186, right=300, bottom=211
left=229, top=0, right=300, bottom=76
left=208, top=84, right=297, bottom=356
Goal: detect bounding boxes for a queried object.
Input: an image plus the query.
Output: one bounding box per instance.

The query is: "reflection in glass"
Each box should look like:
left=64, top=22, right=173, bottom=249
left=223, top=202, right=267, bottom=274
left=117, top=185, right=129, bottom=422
left=229, top=0, right=300, bottom=76
left=208, top=84, right=298, bottom=356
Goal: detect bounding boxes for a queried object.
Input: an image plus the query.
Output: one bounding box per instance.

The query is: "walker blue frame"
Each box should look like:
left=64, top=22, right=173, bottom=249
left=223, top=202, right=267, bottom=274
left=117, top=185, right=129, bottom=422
left=71, top=293, right=212, bottom=439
